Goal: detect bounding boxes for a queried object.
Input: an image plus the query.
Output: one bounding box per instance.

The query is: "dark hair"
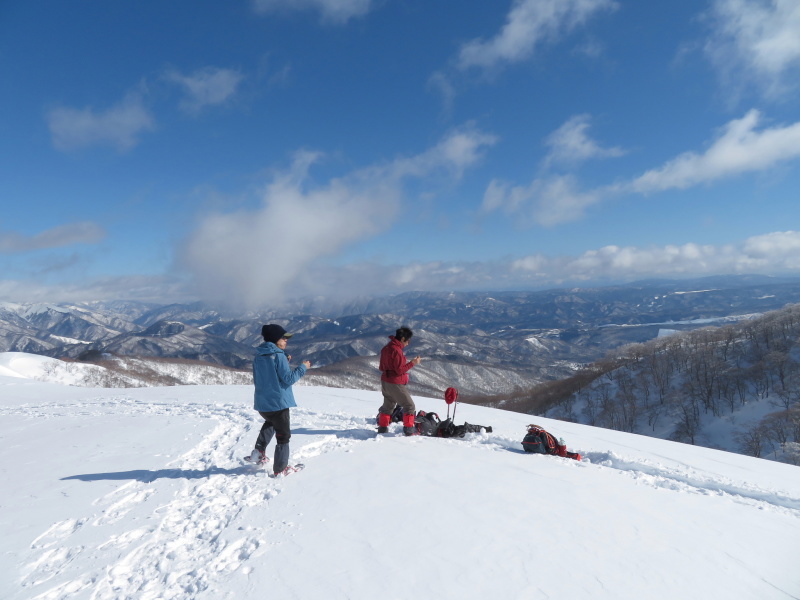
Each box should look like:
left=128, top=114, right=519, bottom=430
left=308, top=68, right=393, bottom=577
left=395, top=326, right=413, bottom=341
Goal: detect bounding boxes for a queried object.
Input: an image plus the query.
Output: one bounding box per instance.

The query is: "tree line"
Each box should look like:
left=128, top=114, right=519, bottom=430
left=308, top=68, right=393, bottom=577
left=478, top=303, right=800, bottom=464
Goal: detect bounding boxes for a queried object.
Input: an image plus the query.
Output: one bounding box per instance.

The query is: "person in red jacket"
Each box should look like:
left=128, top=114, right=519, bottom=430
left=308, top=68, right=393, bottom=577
left=377, top=326, right=422, bottom=435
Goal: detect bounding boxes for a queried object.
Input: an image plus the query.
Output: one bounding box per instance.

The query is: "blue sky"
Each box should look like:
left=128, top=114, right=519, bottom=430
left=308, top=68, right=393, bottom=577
left=2, top=0, right=800, bottom=308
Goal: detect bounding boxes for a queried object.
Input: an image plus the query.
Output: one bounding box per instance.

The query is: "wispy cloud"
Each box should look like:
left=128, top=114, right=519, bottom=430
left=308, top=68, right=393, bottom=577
left=484, top=110, right=800, bottom=226
left=481, top=114, right=617, bottom=226
left=386, top=124, right=498, bottom=180
left=251, top=0, right=373, bottom=24
left=627, top=110, right=800, bottom=193
left=543, top=114, right=625, bottom=168
left=457, top=0, right=618, bottom=71
left=0, top=275, right=190, bottom=304
left=47, top=93, right=154, bottom=152
left=482, top=175, right=603, bottom=227
left=180, top=127, right=497, bottom=308
left=165, top=67, right=245, bottom=115
left=0, top=222, right=105, bottom=253
left=704, top=0, right=800, bottom=98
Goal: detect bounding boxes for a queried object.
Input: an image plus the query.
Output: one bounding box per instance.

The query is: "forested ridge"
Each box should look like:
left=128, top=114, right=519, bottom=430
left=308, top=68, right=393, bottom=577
left=485, top=303, right=800, bottom=464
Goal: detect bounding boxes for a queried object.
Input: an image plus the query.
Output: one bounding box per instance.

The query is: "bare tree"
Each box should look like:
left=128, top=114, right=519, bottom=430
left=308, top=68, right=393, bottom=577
left=736, top=423, right=767, bottom=458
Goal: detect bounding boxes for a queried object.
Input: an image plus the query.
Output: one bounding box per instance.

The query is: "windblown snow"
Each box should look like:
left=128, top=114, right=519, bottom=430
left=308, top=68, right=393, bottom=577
left=1, top=354, right=799, bottom=600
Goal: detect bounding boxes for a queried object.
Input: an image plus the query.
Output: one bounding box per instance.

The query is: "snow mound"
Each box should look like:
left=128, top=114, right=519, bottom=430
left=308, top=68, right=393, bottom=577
left=0, top=352, right=99, bottom=385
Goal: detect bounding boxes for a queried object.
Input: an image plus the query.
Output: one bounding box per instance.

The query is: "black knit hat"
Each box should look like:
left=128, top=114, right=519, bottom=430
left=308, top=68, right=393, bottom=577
left=261, top=324, right=293, bottom=343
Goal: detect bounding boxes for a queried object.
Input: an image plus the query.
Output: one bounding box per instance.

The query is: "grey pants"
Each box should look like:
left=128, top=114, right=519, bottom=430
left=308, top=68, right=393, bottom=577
left=256, top=408, right=291, bottom=473
left=378, top=381, right=416, bottom=416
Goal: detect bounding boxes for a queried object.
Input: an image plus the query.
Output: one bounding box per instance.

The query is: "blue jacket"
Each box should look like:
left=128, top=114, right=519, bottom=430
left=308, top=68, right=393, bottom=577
left=252, top=342, right=307, bottom=412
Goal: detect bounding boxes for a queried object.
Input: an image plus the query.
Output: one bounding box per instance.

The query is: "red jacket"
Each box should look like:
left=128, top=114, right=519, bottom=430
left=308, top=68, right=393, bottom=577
left=379, top=336, right=415, bottom=385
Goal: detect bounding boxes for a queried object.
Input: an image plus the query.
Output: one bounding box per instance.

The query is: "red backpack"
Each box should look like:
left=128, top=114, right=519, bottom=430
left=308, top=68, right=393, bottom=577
left=522, top=425, right=581, bottom=460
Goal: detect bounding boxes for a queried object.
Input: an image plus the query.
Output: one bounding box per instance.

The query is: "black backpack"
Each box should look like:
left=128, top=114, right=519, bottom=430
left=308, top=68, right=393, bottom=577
left=414, top=411, right=442, bottom=436
left=390, top=405, right=405, bottom=423
left=415, top=412, right=491, bottom=438
left=522, top=425, right=560, bottom=454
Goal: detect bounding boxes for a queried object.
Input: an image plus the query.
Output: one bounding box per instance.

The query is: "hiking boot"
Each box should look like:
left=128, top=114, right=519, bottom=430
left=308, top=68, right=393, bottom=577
left=376, top=412, right=391, bottom=434
left=247, top=448, right=267, bottom=464
left=402, top=413, right=417, bottom=436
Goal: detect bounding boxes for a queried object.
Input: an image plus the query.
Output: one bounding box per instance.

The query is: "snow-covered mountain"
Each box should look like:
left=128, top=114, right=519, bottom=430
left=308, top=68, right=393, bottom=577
left=2, top=364, right=799, bottom=599
left=3, top=276, right=800, bottom=396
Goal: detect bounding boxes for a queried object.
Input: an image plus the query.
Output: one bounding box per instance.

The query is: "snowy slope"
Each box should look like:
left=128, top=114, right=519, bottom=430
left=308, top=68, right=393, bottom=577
left=0, top=352, right=252, bottom=388
left=1, top=373, right=799, bottom=600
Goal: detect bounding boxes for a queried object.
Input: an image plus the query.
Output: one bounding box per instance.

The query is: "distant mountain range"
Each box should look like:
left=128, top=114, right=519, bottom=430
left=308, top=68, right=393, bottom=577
left=3, top=275, right=800, bottom=396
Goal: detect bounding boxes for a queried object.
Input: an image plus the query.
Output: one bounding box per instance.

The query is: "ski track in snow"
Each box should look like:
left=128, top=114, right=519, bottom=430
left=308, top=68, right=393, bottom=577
left=5, top=398, right=799, bottom=600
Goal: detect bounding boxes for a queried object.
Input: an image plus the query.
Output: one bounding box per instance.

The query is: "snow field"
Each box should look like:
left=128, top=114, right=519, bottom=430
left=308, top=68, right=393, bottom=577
left=1, top=378, right=799, bottom=600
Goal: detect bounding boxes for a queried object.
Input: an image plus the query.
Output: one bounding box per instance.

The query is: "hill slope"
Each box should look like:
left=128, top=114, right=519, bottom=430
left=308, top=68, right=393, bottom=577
left=538, top=303, right=800, bottom=464
left=1, top=374, right=798, bottom=599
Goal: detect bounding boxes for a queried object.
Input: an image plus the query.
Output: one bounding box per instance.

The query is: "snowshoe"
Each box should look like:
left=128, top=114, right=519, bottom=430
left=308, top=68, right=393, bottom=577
left=270, top=464, right=305, bottom=478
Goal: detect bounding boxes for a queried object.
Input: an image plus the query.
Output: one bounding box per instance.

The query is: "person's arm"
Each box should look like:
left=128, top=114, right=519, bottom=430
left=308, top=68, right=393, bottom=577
left=385, top=347, right=419, bottom=376
left=275, top=352, right=307, bottom=386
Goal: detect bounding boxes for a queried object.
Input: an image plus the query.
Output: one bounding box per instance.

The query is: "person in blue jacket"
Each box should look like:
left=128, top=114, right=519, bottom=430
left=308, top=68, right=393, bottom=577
left=247, top=324, right=311, bottom=476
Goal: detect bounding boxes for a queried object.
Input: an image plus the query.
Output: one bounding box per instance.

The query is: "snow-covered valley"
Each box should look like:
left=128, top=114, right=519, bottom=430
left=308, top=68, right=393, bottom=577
left=2, top=359, right=799, bottom=600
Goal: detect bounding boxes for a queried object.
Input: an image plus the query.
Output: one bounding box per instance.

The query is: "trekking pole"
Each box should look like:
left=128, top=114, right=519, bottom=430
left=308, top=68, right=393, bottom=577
left=444, top=387, right=459, bottom=421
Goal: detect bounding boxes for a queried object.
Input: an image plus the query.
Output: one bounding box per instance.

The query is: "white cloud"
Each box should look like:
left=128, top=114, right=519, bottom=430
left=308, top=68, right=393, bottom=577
left=6, top=231, right=799, bottom=305
left=252, top=0, right=373, bottom=24
left=0, top=222, right=106, bottom=253
left=705, top=0, right=800, bottom=97
left=509, top=232, right=800, bottom=282
left=743, top=231, right=800, bottom=267
left=457, top=0, right=618, bottom=71
left=483, top=175, right=603, bottom=227
left=427, top=71, right=456, bottom=114
left=284, top=230, right=800, bottom=297
left=481, top=115, right=623, bottom=225
left=543, top=114, right=625, bottom=167
left=165, top=67, right=245, bottom=115
left=628, top=110, right=800, bottom=193
left=47, top=93, right=154, bottom=152
left=180, top=127, right=497, bottom=308
left=484, top=110, right=800, bottom=228
left=389, top=124, right=498, bottom=180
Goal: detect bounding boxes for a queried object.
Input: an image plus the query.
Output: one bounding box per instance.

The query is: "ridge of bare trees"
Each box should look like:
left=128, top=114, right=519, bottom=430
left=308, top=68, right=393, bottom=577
left=475, top=303, right=800, bottom=464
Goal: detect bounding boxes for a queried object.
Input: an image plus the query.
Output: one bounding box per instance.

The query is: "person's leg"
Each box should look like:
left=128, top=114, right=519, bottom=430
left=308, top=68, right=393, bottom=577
left=255, top=411, right=276, bottom=453
left=377, top=381, right=398, bottom=433
left=383, top=382, right=416, bottom=436
left=271, top=408, right=292, bottom=474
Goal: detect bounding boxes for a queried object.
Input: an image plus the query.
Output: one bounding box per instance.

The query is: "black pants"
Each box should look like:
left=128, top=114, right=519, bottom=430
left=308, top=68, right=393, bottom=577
left=256, top=408, right=291, bottom=473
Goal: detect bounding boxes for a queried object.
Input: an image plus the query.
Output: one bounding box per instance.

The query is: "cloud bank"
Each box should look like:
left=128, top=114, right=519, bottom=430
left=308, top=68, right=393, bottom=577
left=4, top=231, right=798, bottom=305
